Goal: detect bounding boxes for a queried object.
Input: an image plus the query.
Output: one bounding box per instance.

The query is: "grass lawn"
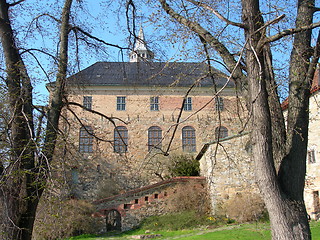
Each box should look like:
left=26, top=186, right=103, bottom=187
left=67, top=221, right=320, bottom=240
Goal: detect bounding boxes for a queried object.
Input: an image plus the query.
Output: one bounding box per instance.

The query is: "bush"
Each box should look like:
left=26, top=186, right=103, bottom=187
left=218, top=191, right=267, bottom=223
left=33, top=197, right=99, bottom=240
left=167, top=183, right=211, bottom=215
left=169, top=155, right=200, bottom=177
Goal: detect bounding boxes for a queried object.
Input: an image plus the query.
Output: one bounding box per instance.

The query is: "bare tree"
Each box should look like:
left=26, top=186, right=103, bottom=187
left=0, top=0, right=73, bottom=239
left=156, top=0, right=320, bottom=239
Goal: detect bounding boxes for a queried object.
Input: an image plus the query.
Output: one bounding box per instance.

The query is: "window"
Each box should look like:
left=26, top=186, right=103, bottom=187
left=148, top=126, right=162, bottom=151
left=215, top=126, right=228, bottom=140
left=145, top=196, right=149, bottom=202
left=182, top=126, right=196, bottom=152
left=79, top=126, right=93, bottom=153
left=83, top=96, right=92, bottom=110
left=308, top=150, right=316, bottom=164
left=215, top=96, right=224, bottom=111
left=183, top=97, right=192, bottom=111
left=114, top=126, right=128, bottom=153
left=71, top=168, right=79, bottom=185
left=150, top=96, right=159, bottom=111
left=117, top=96, right=126, bottom=111
left=124, top=204, right=132, bottom=209
left=313, top=191, right=320, bottom=213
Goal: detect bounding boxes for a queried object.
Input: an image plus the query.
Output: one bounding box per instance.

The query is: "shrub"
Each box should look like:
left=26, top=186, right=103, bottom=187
left=33, top=197, right=99, bottom=240
left=167, top=183, right=211, bottom=215
left=169, top=155, right=200, bottom=177
left=218, top=191, right=267, bottom=223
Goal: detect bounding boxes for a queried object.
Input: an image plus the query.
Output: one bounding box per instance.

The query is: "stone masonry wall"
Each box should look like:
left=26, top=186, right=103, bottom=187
left=57, top=85, right=247, bottom=200
left=200, top=134, right=258, bottom=213
left=93, top=177, right=207, bottom=232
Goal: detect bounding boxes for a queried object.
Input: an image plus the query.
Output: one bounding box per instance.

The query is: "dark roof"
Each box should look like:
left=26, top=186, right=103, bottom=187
left=67, top=62, right=233, bottom=88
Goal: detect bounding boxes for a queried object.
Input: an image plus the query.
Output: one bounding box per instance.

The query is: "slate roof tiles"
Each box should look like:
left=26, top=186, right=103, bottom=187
left=68, top=61, right=233, bottom=88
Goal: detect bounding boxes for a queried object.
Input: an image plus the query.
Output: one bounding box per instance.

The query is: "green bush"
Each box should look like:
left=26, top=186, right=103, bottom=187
left=169, top=155, right=200, bottom=177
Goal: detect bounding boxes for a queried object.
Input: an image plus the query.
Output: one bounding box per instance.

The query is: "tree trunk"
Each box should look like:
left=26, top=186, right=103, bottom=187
left=242, top=0, right=311, bottom=239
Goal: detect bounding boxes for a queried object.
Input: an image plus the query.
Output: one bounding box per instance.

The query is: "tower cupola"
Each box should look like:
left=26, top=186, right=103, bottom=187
left=129, top=27, right=154, bottom=62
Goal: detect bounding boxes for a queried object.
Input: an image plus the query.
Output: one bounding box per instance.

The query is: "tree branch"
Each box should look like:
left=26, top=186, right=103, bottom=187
left=158, top=0, right=244, bottom=82
left=263, top=21, right=320, bottom=45
left=185, top=0, right=245, bottom=28
left=66, top=101, right=127, bottom=125
left=8, top=0, right=24, bottom=7
left=71, top=26, right=130, bottom=51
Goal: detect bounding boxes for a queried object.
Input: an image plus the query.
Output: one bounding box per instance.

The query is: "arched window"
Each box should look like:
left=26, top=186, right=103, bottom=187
left=148, top=126, right=162, bottom=151
left=182, top=126, right=196, bottom=152
left=114, top=126, right=128, bottom=153
left=215, top=126, right=228, bottom=140
left=79, top=126, right=93, bottom=153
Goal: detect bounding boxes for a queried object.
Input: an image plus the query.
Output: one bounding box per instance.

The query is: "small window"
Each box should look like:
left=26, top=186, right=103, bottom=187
left=83, top=96, right=92, bottom=110
left=154, top=194, right=158, bottom=199
left=117, top=96, right=126, bottom=111
left=124, top=204, right=132, bottom=209
left=114, top=126, right=128, bottom=153
left=215, top=126, right=228, bottom=140
left=313, top=191, right=320, bottom=213
left=183, top=97, right=192, bottom=111
left=71, top=168, right=79, bottom=185
left=145, top=196, right=149, bottom=202
left=150, top=96, right=159, bottom=111
left=135, top=199, right=139, bottom=204
left=148, top=126, right=162, bottom=151
left=215, top=96, right=224, bottom=111
left=308, top=150, right=316, bottom=164
left=79, top=126, right=93, bottom=153
left=182, top=126, right=196, bottom=152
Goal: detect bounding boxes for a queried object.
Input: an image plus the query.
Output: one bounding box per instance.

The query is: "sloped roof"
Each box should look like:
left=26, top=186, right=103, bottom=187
left=67, top=62, right=233, bottom=88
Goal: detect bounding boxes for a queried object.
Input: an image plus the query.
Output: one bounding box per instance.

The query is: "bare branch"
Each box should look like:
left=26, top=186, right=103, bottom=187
left=32, top=13, right=60, bottom=24
left=185, top=0, right=245, bottom=28
left=66, top=105, right=113, bottom=144
left=263, top=21, right=320, bottom=45
left=71, top=26, right=130, bottom=51
left=8, top=0, right=24, bottom=7
left=66, top=101, right=127, bottom=125
left=20, top=48, right=57, bottom=83
left=158, top=0, right=244, bottom=81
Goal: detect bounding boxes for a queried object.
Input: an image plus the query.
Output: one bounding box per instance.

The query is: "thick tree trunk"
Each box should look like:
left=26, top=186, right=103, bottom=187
left=242, top=0, right=311, bottom=239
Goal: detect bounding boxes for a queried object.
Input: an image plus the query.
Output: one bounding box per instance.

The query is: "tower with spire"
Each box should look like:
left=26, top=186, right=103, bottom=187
left=129, top=27, right=154, bottom=62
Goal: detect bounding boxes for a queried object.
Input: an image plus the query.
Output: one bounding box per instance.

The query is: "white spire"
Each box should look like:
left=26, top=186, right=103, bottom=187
left=129, top=26, right=154, bottom=62
left=134, top=27, right=147, bottom=51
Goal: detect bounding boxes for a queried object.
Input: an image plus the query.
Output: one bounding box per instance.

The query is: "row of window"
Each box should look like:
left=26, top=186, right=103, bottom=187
left=83, top=96, right=225, bottom=112
left=79, top=125, right=229, bottom=153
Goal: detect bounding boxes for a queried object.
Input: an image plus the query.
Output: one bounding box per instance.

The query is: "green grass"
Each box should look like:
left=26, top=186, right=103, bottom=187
left=67, top=221, right=320, bottom=240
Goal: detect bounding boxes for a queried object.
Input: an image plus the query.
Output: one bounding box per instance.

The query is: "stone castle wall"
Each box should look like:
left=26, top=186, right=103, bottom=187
left=200, top=133, right=257, bottom=213
left=57, top=85, right=247, bottom=200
